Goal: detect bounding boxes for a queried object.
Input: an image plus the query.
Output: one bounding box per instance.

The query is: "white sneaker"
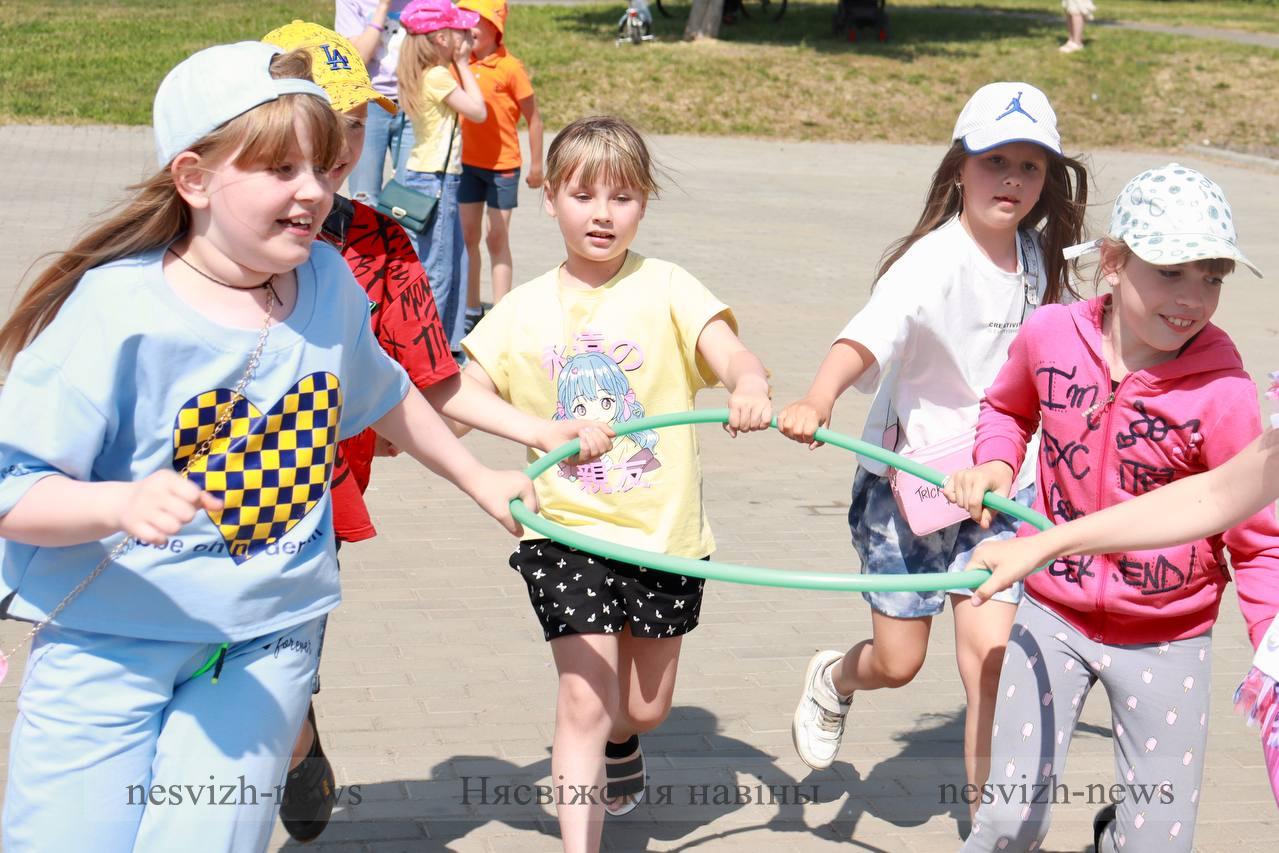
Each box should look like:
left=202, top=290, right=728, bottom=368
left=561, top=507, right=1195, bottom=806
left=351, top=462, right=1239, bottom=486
left=792, top=650, right=851, bottom=770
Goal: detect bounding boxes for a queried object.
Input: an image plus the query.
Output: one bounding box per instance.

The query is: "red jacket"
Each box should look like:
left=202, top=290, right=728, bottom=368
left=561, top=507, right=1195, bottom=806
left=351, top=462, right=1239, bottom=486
left=321, top=197, right=459, bottom=542
left=975, top=296, right=1279, bottom=647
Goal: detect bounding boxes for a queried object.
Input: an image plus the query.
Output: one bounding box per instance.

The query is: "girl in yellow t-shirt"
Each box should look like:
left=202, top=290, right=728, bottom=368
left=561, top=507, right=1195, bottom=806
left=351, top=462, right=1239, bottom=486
left=395, top=0, right=487, bottom=358
left=461, top=116, right=772, bottom=847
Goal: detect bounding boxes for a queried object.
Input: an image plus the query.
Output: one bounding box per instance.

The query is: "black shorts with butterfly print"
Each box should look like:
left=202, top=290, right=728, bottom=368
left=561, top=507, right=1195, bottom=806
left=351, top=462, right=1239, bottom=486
left=510, top=540, right=707, bottom=642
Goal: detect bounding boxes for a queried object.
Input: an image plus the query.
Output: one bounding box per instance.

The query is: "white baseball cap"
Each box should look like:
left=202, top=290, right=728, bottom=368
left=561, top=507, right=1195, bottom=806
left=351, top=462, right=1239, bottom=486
left=153, top=41, right=330, bottom=167
left=952, top=82, right=1061, bottom=155
left=1065, top=164, right=1261, bottom=277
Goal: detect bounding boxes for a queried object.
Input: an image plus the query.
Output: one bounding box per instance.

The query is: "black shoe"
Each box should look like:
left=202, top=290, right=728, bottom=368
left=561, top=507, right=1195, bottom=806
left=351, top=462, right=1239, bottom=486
left=281, top=705, right=336, bottom=843
left=1092, top=803, right=1117, bottom=851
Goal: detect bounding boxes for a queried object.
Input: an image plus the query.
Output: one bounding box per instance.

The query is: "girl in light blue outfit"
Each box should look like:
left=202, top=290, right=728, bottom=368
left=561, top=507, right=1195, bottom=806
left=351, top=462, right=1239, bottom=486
left=0, top=42, right=531, bottom=852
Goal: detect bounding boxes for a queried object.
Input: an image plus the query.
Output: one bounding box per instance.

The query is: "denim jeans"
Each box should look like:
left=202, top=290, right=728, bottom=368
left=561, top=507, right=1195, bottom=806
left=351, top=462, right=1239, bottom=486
left=346, top=101, right=415, bottom=208
left=398, top=169, right=468, bottom=351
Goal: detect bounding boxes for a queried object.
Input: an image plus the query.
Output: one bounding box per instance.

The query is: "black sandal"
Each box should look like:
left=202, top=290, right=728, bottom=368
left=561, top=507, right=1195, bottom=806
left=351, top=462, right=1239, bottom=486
left=281, top=704, right=337, bottom=842
left=603, top=734, right=646, bottom=816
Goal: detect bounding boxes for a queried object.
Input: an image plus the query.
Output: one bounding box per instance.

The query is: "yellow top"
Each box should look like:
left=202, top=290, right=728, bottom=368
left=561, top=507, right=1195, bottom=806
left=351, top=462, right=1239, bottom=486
left=463, top=253, right=736, bottom=558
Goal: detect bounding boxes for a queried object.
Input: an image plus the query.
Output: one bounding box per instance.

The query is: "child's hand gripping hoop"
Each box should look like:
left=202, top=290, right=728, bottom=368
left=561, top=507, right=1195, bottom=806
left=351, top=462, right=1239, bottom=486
left=509, top=408, right=1053, bottom=592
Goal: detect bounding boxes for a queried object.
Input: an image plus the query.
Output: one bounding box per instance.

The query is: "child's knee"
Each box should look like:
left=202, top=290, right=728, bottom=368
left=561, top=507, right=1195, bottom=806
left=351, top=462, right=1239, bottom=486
left=624, top=698, right=672, bottom=733
left=485, top=223, right=510, bottom=254
left=558, top=677, right=618, bottom=732
left=873, top=647, right=927, bottom=688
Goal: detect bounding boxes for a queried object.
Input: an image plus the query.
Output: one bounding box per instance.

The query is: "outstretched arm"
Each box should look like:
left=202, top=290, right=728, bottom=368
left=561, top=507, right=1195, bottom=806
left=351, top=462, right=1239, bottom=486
left=424, top=371, right=613, bottom=460
left=776, top=338, right=875, bottom=448
left=969, top=429, right=1279, bottom=605
left=372, top=390, right=537, bottom=535
left=695, top=318, right=772, bottom=437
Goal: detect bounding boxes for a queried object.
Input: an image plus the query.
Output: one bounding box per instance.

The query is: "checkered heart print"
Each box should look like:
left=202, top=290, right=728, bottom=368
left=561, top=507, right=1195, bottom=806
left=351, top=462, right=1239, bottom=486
left=172, top=372, right=343, bottom=564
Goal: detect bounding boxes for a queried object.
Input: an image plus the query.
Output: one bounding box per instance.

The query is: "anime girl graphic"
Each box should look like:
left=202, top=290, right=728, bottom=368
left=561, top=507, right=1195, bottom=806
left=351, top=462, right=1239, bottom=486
left=553, top=351, right=660, bottom=493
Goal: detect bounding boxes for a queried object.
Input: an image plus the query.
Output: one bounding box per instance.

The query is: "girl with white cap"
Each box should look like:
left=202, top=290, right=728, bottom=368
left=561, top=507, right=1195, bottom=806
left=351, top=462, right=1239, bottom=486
left=781, top=82, right=1088, bottom=816
left=946, top=164, right=1279, bottom=851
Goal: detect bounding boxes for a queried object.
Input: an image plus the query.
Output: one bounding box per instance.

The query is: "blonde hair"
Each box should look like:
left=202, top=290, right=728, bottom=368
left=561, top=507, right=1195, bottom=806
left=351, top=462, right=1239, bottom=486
left=545, top=116, right=660, bottom=198
left=397, top=32, right=456, bottom=123
left=0, top=50, right=341, bottom=369
left=874, top=140, right=1090, bottom=307
left=1096, top=237, right=1235, bottom=288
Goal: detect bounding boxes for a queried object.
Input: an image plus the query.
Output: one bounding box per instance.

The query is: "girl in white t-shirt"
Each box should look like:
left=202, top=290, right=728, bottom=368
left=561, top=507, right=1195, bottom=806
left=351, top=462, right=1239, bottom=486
left=778, top=82, right=1088, bottom=817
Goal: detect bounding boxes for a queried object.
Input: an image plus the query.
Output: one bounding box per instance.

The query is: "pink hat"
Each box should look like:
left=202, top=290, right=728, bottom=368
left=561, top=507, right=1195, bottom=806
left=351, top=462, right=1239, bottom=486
left=401, top=0, right=480, bottom=34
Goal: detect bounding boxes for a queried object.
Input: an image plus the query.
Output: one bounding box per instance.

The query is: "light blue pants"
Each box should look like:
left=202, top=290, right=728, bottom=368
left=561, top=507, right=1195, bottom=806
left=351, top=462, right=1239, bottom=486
left=397, top=169, right=468, bottom=351
left=346, top=100, right=415, bottom=208
left=3, top=618, right=322, bottom=853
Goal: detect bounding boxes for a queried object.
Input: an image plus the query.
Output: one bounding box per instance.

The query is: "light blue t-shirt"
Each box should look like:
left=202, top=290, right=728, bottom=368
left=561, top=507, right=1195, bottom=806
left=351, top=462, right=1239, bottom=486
left=0, top=244, right=411, bottom=642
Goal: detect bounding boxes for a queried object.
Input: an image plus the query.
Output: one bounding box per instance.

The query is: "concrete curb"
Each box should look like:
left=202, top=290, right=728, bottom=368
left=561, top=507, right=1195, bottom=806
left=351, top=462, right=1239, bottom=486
left=1183, top=144, right=1279, bottom=174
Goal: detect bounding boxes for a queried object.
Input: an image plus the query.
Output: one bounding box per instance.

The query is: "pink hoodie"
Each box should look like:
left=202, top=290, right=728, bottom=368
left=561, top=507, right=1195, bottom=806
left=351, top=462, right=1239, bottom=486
left=975, top=296, right=1279, bottom=647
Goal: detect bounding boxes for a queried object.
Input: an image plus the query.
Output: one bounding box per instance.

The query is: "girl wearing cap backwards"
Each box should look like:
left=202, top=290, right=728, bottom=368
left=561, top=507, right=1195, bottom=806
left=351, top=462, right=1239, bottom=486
left=0, top=40, right=551, bottom=852
left=396, top=0, right=488, bottom=359
left=260, top=21, right=610, bottom=844
left=944, top=164, right=1279, bottom=851
left=779, top=82, right=1088, bottom=815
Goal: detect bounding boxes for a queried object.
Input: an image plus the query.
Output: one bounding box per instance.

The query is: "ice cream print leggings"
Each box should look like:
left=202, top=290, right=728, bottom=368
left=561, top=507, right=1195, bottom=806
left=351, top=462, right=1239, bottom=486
left=961, top=596, right=1211, bottom=853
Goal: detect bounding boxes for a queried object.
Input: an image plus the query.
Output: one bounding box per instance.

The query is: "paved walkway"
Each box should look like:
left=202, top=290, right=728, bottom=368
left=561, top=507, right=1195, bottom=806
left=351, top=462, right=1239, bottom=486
left=1, top=125, right=1278, bottom=851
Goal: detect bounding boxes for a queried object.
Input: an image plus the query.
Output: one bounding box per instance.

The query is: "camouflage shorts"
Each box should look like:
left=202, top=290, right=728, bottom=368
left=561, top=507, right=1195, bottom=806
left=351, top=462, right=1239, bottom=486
left=848, top=467, right=1034, bottom=618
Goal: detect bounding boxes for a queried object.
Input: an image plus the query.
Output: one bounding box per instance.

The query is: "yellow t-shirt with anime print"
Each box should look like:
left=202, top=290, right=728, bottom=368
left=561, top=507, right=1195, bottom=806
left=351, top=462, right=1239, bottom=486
left=462, top=252, right=734, bottom=559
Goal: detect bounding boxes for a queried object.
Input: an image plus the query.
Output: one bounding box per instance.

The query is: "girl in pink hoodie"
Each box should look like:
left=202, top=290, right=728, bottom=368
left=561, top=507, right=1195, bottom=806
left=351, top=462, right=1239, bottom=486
left=945, top=164, right=1279, bottom=852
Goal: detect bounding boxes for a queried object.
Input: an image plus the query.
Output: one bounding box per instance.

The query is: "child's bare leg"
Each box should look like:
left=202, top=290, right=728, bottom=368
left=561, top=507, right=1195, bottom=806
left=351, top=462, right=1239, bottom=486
left=951, top=593, right=1018, bottom=821
left=460, top=201, right=485, bottom=311
left=611, top=629, right=684, bottom=740
left=1062, top=12, right=1085, bottom=47
left=830, top=611, right=932, bottom=696
left=549, top=633, right=620, bottom=853
left=486, top=206, right=515, bottom=303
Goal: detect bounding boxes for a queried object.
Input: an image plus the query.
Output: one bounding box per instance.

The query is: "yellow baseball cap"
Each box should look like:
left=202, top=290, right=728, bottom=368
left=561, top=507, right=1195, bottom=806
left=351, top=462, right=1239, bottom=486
left=263, top=20, right=397, bottom=115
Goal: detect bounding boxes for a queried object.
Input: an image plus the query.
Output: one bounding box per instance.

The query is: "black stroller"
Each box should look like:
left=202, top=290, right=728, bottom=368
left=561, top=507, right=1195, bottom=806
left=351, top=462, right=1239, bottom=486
left=833, top=0, right=887, bottom=42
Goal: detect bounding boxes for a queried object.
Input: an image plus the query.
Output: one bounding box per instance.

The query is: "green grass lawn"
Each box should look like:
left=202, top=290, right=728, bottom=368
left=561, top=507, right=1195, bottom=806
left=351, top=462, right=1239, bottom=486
left=892, top=0, right=1279, bottom=35
left=2, top=1, right=1276, bottom=157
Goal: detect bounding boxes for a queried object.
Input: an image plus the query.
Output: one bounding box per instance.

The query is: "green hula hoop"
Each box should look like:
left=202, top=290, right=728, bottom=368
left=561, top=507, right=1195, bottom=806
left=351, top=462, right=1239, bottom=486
left=508, top=409, right=1052, bottom=593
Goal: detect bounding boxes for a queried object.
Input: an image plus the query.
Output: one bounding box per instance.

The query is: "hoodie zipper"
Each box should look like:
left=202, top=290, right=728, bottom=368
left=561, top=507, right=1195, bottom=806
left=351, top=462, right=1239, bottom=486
left=1089, top=371, right=1125, bottom=642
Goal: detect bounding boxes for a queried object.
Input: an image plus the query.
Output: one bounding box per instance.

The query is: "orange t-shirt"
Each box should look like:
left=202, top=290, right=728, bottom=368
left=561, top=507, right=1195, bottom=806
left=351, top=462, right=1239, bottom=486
left=461, top=47, right=535, bottom=171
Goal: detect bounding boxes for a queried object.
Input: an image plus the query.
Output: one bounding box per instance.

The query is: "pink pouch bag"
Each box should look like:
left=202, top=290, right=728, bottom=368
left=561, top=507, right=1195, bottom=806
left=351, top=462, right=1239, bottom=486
left=887, top=430, right=975, bottom=537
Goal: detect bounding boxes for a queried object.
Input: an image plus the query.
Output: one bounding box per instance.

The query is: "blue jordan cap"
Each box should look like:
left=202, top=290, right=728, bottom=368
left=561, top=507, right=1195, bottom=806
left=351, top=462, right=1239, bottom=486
left=952, top=82, right=1061, bottom=155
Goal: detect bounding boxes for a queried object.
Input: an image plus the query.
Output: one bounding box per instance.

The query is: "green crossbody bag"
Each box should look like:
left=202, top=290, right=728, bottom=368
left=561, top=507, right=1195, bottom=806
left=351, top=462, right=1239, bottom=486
left=375, top=117, right=456, bottom=232
left=376, top=178, right=438, bottom=232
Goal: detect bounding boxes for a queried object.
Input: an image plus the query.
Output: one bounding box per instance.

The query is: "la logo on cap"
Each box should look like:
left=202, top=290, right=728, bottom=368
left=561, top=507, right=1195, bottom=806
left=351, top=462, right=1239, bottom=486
left=321, top=43, right=351, bottom=72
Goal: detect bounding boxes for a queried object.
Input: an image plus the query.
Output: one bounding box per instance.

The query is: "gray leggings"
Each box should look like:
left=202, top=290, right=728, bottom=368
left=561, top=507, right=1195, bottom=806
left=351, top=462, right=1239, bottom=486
left=961, top=596, right=1212, bottom=853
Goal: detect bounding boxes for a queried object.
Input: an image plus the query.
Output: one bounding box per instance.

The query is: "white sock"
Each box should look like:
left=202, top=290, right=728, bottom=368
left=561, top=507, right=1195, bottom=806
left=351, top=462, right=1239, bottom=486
left=822, top=661, right=851, bottom=704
